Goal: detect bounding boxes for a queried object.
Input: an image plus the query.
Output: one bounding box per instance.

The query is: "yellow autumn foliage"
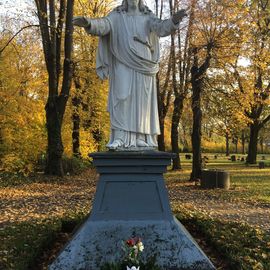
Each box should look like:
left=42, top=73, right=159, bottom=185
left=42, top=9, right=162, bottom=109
left=0, top=32, right=47, bottom=175
left=1, top=0, right=269, bottom=174
left=0, top=0, right=112, bottom=174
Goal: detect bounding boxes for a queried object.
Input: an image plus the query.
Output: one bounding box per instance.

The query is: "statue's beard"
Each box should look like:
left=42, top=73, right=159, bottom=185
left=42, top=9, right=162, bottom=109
left=128, top=3, right=139, bottom=9
left=126, top=0, right=141, bottom=9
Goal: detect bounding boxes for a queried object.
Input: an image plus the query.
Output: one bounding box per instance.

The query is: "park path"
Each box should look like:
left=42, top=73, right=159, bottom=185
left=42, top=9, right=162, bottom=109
left=1, top=169, right=269, bottom=232
left=168, top=181, right=270, bottom=232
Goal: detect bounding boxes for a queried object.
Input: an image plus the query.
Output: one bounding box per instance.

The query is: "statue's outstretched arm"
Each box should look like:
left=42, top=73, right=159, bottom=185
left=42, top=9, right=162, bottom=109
left=73, top=16, right=89, bottom=27
left=73, top=16, right=110, bottom=36
left=172, top=9, right=188, bottom=25
left=150, top=9, right=187, bottom=37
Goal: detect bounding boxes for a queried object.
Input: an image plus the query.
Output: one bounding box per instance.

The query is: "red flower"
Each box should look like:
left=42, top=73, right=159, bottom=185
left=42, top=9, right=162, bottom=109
left=126, top=237, right=143, bottom=247
left=126, top=238, right=136, bottom=246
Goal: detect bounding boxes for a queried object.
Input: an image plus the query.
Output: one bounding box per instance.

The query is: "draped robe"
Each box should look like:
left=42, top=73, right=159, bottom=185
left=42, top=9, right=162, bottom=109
left=85, top=10, right=179, bottom=149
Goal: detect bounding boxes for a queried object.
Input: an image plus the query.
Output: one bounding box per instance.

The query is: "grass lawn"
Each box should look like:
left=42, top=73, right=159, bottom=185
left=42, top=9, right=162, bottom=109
left=0, top=153, right=270, bottom=269
left=169, top=153, right=270, bottom=270
left=168, top=153, right=270, bottom=203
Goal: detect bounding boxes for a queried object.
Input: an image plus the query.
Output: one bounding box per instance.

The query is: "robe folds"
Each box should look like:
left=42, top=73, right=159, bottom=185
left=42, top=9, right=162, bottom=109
left=85, top=10, right=179, bottom=148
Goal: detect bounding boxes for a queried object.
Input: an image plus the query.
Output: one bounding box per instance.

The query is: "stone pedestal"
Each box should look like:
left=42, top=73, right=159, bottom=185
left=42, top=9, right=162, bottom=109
left=49, top=151, right=215, bottom=270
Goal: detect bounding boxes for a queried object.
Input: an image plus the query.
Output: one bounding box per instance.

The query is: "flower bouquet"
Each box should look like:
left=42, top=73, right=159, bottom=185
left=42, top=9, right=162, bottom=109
left=122, top=237, right=144, bottom=270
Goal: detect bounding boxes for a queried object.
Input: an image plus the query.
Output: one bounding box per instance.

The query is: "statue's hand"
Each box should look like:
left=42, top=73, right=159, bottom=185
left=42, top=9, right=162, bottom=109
left=73, top=16, right=89, bottom=27
left=172, top=9, right=188, bottom=24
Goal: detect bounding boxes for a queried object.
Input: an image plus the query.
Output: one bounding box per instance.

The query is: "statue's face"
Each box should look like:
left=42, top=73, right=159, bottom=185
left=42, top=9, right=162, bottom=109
left=127, top=0, right=140, bottom=9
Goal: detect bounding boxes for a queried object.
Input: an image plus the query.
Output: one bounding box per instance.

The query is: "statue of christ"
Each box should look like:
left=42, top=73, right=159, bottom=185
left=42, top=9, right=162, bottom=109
left=73, top=0, right=187, bottom=150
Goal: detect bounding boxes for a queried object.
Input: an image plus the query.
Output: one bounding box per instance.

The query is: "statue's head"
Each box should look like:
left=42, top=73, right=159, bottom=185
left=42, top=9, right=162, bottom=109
left=116, top=0, right=151, bottom=14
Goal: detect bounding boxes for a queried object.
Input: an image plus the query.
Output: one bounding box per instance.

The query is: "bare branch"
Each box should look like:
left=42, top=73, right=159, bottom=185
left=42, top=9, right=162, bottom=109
left=59, top=0, right=74, bottom=121
left=0, top=25, right=39, bottom=54
left=260, top=113, right=270, bottom=128
left=56, top=0, right=66, bottom=84
left=35, top=0, right=51, bottom=68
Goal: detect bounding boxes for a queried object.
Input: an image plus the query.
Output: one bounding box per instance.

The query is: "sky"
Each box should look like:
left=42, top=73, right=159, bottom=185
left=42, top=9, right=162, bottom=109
left=0, top=0, right=37, bottom=31
left=0, top=0, right=155, bottom=13
left=0, top=0, right=30, bottom=15
left=0, top=0, right=159, bottom=14
left=0, top=0, right=157, bottom=32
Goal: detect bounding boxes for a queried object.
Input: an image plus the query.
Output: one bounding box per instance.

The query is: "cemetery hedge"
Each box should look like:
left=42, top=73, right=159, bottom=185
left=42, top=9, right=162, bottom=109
left=175, top=209, right=270, bottom=270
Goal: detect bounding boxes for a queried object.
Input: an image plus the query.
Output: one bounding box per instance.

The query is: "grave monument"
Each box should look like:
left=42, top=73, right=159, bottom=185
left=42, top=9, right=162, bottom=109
left=49, top=0, right=215, bottom=269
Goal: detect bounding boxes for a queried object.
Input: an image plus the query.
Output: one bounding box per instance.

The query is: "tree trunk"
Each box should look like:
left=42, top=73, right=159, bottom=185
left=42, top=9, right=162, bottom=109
left=35, top=0, right=74, bottom=176
left=157, top=49, right=173, bottom=151
left=171, top=96, right=184, bottom=170
left=157, top=73, right=166, bottom=151
left=182, top=123, right=189, bottom=152
left=158, top=117, right=166, bottom=151
left=156, top=0, right=169, bottom=152
left=169, top=26, right=182, bottom=170
left=260, top=137, right=264, bottom=154
left=241, top=130, right=245, bottom=154
left=235, top=137, right=238, bottom=154
left=72, top=75, right=82, bottom=157
left=0, top=128, right=3, bottom=159
left=72, top=96, right=81, bottom=157
left=45, top=98, right=64, bottom=176
left=190, top=82, right=202, bottom=180
left=225, top=132, right=229, bottom=156
left=246, top=122, right=260, bottom=164
left=189, top=44, right=211, bottom=180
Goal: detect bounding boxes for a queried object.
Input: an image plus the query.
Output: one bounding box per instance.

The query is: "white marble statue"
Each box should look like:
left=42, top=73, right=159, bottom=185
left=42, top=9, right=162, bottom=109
left=73, top=0, right=187, bottom=150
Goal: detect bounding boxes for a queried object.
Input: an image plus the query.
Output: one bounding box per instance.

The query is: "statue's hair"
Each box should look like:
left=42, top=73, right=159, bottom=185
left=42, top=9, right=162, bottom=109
left=115, top=0, right=151, bottom=14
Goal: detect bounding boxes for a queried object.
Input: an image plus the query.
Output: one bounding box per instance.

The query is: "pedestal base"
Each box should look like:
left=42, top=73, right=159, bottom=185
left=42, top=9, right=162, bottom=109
left=50, top=218, right=214, bottom=270
left=49, top=151, right=215, bottom=270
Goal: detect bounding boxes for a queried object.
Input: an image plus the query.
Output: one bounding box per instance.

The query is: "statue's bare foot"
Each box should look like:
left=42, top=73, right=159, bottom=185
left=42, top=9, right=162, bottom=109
left=108, top=139, right=123, bottom=150
left=136, top=139, right=149, bottom=147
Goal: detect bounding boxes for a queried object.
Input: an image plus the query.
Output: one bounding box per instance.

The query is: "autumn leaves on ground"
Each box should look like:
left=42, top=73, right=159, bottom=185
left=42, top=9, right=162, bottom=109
left=1, top=155, right=270, bottom=270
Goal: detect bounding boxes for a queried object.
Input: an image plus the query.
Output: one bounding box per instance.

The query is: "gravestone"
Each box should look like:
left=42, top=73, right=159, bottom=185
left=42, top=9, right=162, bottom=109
left=259, top=161, right=265, bottom=169
left=201, top=169, right=230, bottom=190
left=49, top=151, right=215, bottom=270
